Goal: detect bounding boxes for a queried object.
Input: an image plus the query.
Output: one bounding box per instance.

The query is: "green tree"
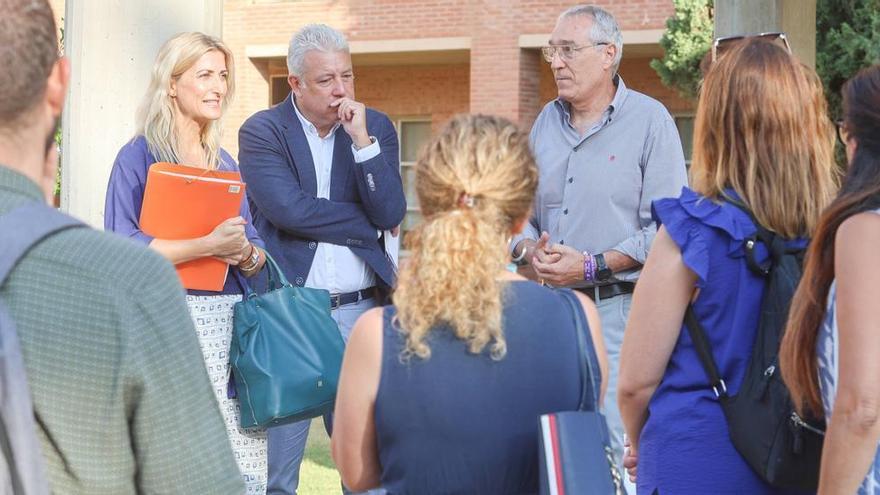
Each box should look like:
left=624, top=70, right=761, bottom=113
left=816, top=0, right=880, bottom=119
left=651, top=0, right=880, bottom=113
left=649, top=0, right=714, bottom=100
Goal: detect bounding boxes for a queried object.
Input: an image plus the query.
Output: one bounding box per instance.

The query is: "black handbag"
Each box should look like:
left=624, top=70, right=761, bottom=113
left=538, top=289, right=626, bottom=495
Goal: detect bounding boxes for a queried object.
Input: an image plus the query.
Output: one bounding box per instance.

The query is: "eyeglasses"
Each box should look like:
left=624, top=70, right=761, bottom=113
left=835, top=120, right=850, bottom=146
left=541, top=43, right=609, bottom=63
left=711, top=32, right=791, bottom=63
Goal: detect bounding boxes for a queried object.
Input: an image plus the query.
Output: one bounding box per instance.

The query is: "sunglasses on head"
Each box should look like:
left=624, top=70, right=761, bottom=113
left=711, top=32, right=792, bottom=63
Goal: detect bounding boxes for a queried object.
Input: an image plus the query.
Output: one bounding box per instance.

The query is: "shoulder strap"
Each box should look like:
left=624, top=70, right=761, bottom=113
left=0, top=202, right=85, bottom=495
left=0, top=202, right=85, bottom=283
left=558, top=289, right=601, bottom=412
left=684, top=305, right=728, bottom=398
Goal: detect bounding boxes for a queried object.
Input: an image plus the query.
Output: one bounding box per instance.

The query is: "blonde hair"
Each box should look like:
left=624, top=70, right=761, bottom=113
left=136, top=32, right=235, bottom=169
left=393, top=115, right=538, bottom=361
left=690, top=39, right=836, bottom=238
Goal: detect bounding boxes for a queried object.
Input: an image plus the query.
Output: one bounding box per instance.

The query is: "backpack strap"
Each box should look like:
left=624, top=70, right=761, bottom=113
left=558, top=289, right=602, bottom=412
left=0, top=202, right=85, bottom=283
left=684, top=305, right=729, bottom=399
left=0, top=202, right=85, bottom=495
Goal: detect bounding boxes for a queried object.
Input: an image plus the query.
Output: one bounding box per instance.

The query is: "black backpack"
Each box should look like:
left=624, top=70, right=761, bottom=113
left=684, top=203, right=825, bottom=491
left=0, top=202, right=84, bottom=494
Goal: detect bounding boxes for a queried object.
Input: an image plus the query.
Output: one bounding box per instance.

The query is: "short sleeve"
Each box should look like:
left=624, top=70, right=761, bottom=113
left=652, top=190, right=711, bottom=288
left=652, top=187, right=758, bottom=288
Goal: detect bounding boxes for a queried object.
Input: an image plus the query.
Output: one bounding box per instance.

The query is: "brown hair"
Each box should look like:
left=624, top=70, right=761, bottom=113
left=690, top=39, right=837, bottom=238
left=393, top=114, right=538, bottom=361
left=781, top=65, right=880, bottom=416
left=0, top=0, right=58, bottom=129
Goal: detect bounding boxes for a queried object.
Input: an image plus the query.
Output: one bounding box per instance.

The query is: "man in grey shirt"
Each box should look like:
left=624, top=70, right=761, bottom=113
left=511, top=4, right=687, bottom=479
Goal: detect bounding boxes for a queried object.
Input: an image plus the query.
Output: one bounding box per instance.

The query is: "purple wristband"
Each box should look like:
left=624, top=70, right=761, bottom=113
left=583, top=251, right=594, bottom=282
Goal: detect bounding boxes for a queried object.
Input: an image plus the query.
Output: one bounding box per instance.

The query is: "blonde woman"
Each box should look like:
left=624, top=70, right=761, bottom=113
left=330, top=114, right=608, bottom=494
left=104, top=32, right=268, bottom=493
left=617, top=39, right=836, bottom=494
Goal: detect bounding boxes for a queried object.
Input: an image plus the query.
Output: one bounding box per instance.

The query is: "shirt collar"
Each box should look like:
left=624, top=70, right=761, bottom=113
left=0, top=165, right=44, bottom=203
left=554, top=75, right=629, bottom=123
left=291, top=97, right=339, bottom=139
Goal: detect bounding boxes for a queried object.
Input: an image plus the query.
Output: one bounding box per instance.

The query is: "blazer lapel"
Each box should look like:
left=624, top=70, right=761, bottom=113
left=329, top=126, right=352, bottom=200
left=281, top=95, right=318, bottom=196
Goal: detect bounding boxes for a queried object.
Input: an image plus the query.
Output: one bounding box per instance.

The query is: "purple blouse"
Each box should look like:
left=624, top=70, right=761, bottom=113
left=104, top=136, right=264, bottom=296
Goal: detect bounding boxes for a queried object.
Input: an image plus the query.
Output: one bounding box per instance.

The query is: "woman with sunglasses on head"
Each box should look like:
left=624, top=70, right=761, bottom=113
left=617, top=39, right=837, bottom=494
left=104, top=33, right=268, bottom=493
left=781, top=64, right=880, bottom=495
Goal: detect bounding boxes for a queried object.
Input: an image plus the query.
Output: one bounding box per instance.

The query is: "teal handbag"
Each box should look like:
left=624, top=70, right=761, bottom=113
left=230, top=253, right=345, bottom=428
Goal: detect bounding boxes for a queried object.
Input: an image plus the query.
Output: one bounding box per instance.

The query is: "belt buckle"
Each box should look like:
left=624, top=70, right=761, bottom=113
left=330, top=293, right=343, bottom=310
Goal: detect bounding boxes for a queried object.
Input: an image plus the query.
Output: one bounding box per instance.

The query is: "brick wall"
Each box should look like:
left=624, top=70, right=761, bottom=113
left=538, top=55, right=695, bottom=116
left=221, top=0, right=687, bottom=154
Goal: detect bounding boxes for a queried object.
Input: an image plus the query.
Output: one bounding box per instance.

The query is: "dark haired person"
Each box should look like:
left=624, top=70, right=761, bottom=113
left=781, top=64, right=880, bottom=495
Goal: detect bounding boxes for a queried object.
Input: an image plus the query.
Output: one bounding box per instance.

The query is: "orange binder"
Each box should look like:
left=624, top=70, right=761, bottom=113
left=139, top=162, right=246, bottom=291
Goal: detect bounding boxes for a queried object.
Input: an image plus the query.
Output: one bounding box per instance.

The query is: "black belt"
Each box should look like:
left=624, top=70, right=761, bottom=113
left=329, top=287, right=375, bottom=310
left=574, top=282, right=635, bottom=301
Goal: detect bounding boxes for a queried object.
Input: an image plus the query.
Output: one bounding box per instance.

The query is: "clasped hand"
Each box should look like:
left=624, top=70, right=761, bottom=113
left=531, top=231, right=587, bottom=287
left=207, top=216, right=249, bottom=265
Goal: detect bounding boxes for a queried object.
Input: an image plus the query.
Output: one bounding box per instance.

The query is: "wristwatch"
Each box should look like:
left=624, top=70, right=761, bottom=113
left=594, top=253, right=613, bottom=282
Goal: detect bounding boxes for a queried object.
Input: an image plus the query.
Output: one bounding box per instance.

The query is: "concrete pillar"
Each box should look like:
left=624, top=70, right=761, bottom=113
left=61, top=0, right=223, bottom=227
left=715, top=0, right=816, bottom=68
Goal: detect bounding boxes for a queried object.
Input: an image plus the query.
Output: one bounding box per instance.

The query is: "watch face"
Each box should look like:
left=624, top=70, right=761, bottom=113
left=596, top=268, right=613, bottom=282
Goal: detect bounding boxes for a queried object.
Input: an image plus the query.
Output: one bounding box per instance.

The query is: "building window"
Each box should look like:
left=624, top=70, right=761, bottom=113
left=674, top=115, right=695, bottom=167
left=270, top=75, right=289, bottom=106
left=397, top=119, right=432, bottom=250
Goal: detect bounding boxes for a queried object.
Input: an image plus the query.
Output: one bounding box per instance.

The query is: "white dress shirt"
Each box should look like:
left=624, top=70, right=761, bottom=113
left=292, top=99, right=381, bottom=294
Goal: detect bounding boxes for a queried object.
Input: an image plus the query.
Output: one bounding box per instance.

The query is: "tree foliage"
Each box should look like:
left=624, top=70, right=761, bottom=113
left=649, top=0, right=713, bottom=100
left=816, top=0, right=880, bottom=119
left=652, top=0, right=880, bottom=112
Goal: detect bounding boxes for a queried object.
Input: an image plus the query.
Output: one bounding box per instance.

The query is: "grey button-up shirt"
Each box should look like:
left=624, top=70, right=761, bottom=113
left=518, top=77, right=688, bottom=285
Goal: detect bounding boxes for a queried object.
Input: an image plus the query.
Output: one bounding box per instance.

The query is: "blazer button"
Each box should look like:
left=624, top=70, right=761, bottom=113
left=308, top=241, right=317, bottom=249
left=295, top=277, right=304, bottom=286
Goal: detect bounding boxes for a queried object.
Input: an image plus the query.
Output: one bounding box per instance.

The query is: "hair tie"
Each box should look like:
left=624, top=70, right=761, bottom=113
left=458, top=192, right=476, bottom=209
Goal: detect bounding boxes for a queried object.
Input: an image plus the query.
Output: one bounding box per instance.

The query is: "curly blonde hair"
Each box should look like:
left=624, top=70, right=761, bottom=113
left=393, top=114, right=538, bottom=361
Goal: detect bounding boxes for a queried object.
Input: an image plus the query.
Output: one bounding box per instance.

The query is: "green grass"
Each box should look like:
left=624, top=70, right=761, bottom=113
left=298, top=420, right=342, bottom=494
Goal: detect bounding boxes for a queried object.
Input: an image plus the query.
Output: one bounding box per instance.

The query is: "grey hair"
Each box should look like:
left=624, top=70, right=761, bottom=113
left=287, top=24, right=349, bottom=77
left=560, top=5, right=624, bottom=73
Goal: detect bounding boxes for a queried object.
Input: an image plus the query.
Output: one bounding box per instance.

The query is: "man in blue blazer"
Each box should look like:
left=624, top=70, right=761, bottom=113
left=238, top=23, right=405, bottom=495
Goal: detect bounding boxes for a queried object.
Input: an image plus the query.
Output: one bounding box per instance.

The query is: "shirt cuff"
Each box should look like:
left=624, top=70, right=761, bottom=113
left=351, top=137, right=380, bottom=163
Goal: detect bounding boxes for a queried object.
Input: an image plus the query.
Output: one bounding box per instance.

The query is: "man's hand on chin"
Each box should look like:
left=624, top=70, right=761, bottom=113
left=331, top=97, right=371, bottom=148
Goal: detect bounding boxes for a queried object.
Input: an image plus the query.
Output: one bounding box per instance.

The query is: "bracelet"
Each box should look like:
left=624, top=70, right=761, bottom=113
left=583, top=251, right=594, bottom=282
left=240, top=245, right=260, bottom=272
left=511, top=244, right=528, bottom=265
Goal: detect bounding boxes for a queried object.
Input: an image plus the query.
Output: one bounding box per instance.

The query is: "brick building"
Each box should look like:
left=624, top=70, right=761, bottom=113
left=47, top=0, right=693, bottom=234
left=220, top=0, right=694, bottom=236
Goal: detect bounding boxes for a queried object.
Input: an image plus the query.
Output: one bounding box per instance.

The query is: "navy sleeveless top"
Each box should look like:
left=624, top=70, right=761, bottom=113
left=375, top=281, right=595, bottom=494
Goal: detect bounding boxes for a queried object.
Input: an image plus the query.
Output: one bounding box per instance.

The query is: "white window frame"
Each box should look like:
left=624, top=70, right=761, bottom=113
left=674, top=113, right=696, bottom=168
left=395, top=117, right=432, bottom=255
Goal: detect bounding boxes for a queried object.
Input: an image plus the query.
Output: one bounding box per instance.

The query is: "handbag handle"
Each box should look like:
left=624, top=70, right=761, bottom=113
left=559, top=289, right=601, bottom=412
left=241, top=252, right=292, bottom=298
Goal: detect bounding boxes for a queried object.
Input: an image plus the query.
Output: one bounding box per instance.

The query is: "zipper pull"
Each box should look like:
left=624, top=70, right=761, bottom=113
left=760, top=364, right=776, bottom=399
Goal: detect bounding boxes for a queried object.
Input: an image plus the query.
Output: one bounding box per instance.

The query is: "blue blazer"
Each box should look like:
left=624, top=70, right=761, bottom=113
left=238, top=94, right=406, bottom=289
